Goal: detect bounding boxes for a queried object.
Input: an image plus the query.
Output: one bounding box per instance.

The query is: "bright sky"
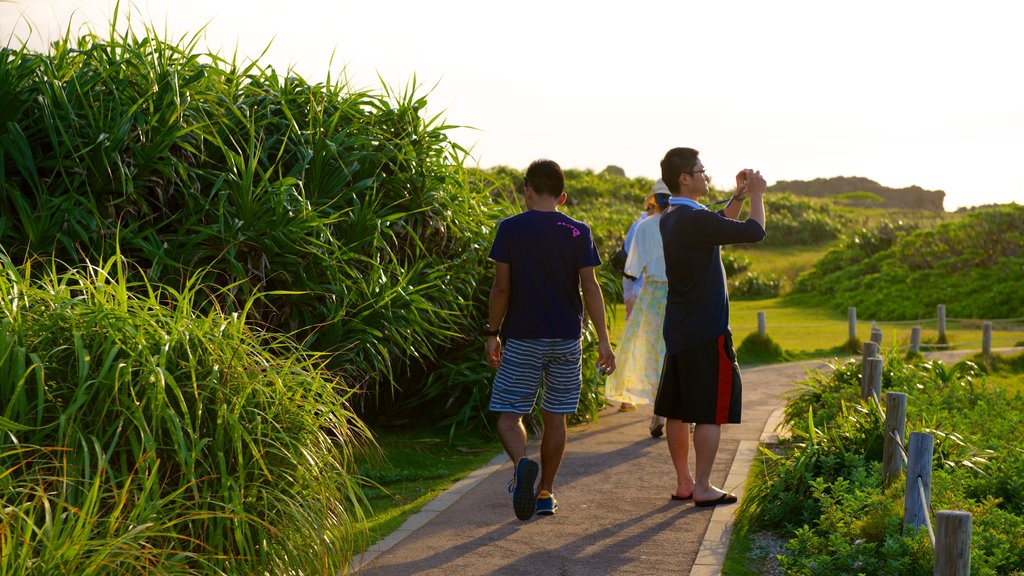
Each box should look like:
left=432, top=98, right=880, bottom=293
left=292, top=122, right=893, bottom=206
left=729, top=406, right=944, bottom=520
left=3, top=0, right=1022, bottom=210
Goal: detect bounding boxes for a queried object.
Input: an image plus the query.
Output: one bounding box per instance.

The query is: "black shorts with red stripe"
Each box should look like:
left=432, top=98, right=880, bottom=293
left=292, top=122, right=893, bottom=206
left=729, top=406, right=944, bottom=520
left=654, top=334, right=742, bottom=424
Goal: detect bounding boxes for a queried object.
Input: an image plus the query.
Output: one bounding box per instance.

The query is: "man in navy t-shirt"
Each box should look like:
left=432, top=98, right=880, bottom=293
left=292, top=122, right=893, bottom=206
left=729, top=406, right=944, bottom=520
left=484, top=159, right=616, bottom=520
left=655, top=147, right=767, bottom=508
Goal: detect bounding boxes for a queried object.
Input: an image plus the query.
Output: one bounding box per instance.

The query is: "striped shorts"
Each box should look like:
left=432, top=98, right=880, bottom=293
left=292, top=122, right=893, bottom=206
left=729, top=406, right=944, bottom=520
left=489, top=338, right=583, bottom=415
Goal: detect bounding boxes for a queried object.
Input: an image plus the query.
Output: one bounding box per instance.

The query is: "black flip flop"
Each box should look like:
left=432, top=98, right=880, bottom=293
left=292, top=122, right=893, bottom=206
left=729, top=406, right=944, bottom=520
left=670, top=493, right=692, bottom=501
left=694, top=492, right=738, bottom=507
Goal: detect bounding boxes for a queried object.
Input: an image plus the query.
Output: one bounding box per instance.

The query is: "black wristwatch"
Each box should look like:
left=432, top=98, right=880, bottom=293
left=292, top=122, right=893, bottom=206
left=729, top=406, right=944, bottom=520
left=481, top=324, right=500, bottom=337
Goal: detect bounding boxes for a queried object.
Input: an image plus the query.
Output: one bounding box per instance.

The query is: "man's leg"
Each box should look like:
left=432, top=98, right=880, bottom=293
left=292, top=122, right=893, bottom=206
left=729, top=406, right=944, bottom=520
left=666, top=418, right=694, bottom=498
left=692, top=423, right=732, bottom=502
left=496, top=412, right=528, bottom=464
left=537, top=410, right=566, bottom=494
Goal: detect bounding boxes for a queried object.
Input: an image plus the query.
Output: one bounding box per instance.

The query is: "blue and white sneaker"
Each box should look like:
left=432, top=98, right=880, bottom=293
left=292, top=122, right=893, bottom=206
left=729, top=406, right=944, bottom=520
left=509, top=457, right=538, bottom=521
left=535, top=490, right=558, bottom=516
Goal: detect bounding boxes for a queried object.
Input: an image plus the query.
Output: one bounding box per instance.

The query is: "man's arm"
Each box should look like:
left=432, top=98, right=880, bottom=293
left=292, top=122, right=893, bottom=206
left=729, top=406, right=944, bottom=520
left=745, top=171, right=766, bottom=230
left=579, top=267, right=616, bottom=374
left=485, top=262, right=511, bottom=369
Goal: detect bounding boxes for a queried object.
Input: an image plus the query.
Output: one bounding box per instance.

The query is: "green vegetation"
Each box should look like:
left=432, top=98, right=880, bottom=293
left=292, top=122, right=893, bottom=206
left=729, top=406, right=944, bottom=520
left=355, top=425, right=502, bottom=548
left=791, top=205, right=1024, bottom=320
left=834, top=190, right=885, bottom=205
left=3, top=8, right=1023, bottom=574
left=733, top=354, right=1024, bottom=574
left=0, top=254, right=369, bottom=574
left=736, top=332, right=791, bottom=365
left=0, top=16, right=512, bottom=422
left=769, top=175, right=945, bottom=212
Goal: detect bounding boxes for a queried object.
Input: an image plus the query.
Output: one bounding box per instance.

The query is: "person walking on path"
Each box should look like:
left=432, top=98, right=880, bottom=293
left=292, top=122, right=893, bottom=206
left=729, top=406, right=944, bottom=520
left=484, top=159, right=616, bottom=521
left=614, top=191, right=658, bottom=412
left=656, top=147, right=767, bottom=506
left=604, top=179, right=672, bottom=436
left=622, top=193, right=659, bottom=320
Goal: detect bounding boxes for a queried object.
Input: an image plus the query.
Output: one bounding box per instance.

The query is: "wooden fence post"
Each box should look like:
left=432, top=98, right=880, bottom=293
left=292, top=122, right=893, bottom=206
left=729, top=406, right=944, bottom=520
left=882, top=392, right=907, bottom=486
left=871, top=326, right=883, bottom=347
left=904, top=432, right=934, bottom=532
left=865, top=357, right=883, bottom=402
left=910, top=326, right=921, bottom=354
left=937, top=304, right=947, bottom=343
left=982, top=321, right=992, bottom=362
left=848, top=307, right=857, bottom=342
left=861, top=341, right=879, bottom=399
left=757, top=311, right=767, bottom=336
left=935, top=511, right=972, bottom=576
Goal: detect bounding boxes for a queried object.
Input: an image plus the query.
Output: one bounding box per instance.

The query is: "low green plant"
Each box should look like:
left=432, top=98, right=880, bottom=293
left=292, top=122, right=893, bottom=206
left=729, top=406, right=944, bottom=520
left=730, top=271, right=782, bottom=300
left=736, top=332, right=790, bottom=365
left=0, top=253, right=371, bottom=574
left=791, top=205, right=1024, bottom=320
left=736, top=353, right=1024, bottom=574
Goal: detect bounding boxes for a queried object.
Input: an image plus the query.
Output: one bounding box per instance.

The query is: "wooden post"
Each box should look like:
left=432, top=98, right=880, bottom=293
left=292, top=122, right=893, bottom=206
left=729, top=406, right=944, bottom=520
left=861, top=341, right=879, bottom=399
left=982, top=322, right=992, bottom=361
left=866, top=357, right=883, bottom=402
left=871, top=326, right=883, bottom=347
left=904, top=432, right=934, bottom=532
left=935, top=511, right=972, bottom=576
left=848, top=307, right=857, bottom=342
left=757, top=311, right=767, bottom=336
left=937, top=304, right=947, bottom=343
left=910, top=326, right=921, bottom=354
left=883, top=392, right=907, bottom=486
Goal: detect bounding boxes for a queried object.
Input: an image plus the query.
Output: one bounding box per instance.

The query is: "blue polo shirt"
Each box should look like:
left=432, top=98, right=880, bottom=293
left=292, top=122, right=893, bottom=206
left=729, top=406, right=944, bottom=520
left=660, top=203, right=766, bottom=354
left=489, top=210, right=601, bottom=339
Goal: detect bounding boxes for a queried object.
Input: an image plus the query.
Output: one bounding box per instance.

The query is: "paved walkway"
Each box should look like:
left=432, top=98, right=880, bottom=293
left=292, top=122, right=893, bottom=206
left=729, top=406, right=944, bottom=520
left=349, top=348, right=1020, bottom=576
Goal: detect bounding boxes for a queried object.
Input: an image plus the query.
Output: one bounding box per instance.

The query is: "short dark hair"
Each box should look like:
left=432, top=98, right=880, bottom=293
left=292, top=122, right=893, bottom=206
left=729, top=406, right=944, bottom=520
left=524, top=159, right=565, bottom=198
left=660, top=147, right=700, bottom=194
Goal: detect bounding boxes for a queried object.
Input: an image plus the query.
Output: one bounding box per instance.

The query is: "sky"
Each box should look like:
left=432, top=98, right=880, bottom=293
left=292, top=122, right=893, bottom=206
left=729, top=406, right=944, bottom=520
left=2, top=0, right=1022, bottom=211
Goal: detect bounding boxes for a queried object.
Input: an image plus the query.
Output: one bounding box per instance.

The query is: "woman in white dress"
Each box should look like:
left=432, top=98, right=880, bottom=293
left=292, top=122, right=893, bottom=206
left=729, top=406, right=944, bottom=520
left=605, top=180, right=671, bottom=436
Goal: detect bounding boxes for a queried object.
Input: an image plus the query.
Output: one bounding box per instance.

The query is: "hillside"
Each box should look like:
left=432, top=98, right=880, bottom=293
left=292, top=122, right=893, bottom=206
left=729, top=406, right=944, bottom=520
left=769, top=175, right=945, bottom=212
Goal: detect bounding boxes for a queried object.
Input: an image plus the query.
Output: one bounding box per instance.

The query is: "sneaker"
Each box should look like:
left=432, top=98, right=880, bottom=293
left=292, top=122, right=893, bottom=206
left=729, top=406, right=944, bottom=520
left=649, top=415, right=665, bottom=438
left=508, top=457, right=538, bottom=521
left=536, top=490, right=558, bottom=516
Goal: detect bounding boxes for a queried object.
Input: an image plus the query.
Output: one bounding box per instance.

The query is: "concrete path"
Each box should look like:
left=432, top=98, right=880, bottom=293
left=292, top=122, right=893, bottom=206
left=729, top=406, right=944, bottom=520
left=350, top=348, right=1020, bottom=576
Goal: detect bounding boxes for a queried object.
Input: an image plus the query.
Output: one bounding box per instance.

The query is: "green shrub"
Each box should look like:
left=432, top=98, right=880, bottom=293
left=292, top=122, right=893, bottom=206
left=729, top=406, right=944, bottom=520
left=722, top=251, right=752, bottom=275
left=0, top=22, right=511, bottom=415
left=790, top=205, right=1024, bottom=320
left=759, top=193, right=849, bottom=247
left=0, top=254, right=371, bottom=574
left=737, top=331, right=789, bottom=365
left=730, top=271, right=782, bottom=300
left=738, top=353, right=1024, bottom=574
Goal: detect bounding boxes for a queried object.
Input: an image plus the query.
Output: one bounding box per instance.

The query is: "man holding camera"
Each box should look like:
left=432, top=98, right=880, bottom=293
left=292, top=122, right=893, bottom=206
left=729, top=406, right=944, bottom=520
left=656, top=147, right=767, bottom=506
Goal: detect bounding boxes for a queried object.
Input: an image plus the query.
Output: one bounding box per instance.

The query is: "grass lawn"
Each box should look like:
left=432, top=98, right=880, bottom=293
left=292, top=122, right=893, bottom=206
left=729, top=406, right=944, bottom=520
left=728, top=243, right=833, bottom=287
left=355, top=424, right=504, bottom=552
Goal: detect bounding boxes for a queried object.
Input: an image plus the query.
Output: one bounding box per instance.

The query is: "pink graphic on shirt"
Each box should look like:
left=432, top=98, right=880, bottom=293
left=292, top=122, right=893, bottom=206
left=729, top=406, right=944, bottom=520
left=556, top=222, right=581, bottom=237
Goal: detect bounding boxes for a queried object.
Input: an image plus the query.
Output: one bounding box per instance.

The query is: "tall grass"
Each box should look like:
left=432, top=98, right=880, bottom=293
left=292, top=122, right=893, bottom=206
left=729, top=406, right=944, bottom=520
left=0, top=252, right=372, bottom=574
left=0, top=11, right=513, bottom=419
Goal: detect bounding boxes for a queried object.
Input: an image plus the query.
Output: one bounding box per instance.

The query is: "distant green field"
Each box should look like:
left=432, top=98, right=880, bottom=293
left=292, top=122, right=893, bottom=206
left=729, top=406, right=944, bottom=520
left=728, top=244, right=833, bottom=289
left=609, top=299, right=1022, bottom=358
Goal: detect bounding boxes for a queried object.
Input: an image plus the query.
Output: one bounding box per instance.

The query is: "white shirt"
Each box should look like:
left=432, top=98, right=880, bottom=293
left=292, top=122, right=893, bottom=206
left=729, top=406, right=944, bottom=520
left=623, top=213, right=666, bottom=282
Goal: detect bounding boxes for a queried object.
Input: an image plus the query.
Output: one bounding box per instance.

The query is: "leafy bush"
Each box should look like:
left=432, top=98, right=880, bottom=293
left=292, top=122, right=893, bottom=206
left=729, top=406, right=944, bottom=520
left=790, top=205, right=1024, bottom=320
left=738, top=354, right=1024, bottom=574
left=722, top=250, right=752, bottom=275
left=730, top=271, right=782, bottom=300
left=0, top=23, right=509, bottom=416
left=0, top=254, right=370, bottom=574
left=759, top=193, right=849, bottom=247
left=737, top=331, right=789, bottom=365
